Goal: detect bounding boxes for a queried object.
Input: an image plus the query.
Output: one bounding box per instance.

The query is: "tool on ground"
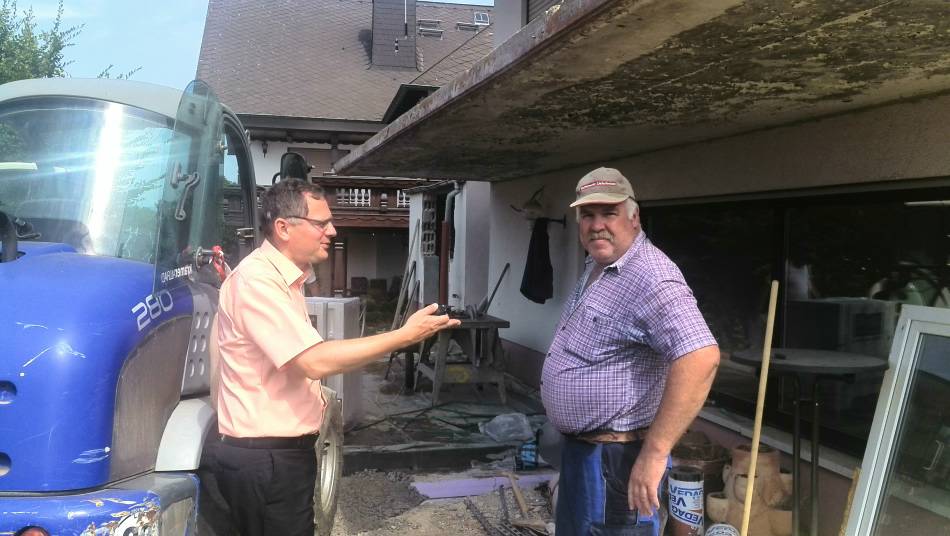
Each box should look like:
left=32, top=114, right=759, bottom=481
left=465, top=498, right=500, bottom=536
left=504, top=472, right=549, bottom=534
left=477, top=262, right=511, bottom=317
left=385, top=220, right=421, bottom=379
left=740, top=280, right=779, bottom=536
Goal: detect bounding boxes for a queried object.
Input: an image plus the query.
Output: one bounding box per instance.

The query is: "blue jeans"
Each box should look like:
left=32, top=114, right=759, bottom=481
left=556, top=437, right=670, bottom=536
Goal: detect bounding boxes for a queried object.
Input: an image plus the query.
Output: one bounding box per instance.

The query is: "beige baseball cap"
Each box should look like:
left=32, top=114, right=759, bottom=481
left=570, top=167, right=635, bottom=207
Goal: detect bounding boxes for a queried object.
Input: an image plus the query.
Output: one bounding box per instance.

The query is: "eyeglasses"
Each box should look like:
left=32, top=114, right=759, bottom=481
left=285, top=215, right=334, bottom=232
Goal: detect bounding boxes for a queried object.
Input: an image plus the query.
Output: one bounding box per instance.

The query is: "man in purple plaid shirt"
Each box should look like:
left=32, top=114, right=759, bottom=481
left=541, top=167, right=719, bottom=536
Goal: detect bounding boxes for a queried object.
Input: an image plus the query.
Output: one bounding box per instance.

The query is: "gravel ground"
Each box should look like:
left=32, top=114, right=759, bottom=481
left=330, top=470, right=554, bottom=536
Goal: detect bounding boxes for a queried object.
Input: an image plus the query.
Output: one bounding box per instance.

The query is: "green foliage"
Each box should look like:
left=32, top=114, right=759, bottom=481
left=0, top=0, right=82, bottom=85
left=97, top=64, right=142, bottom=80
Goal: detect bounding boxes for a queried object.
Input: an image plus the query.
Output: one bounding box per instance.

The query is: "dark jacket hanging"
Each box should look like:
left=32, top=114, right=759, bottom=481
left=520, top=218, right=554, bottom=304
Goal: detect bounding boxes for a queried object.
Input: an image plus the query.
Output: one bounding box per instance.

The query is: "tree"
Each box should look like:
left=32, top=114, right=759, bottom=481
left=0, top=0, right=81, bottom=85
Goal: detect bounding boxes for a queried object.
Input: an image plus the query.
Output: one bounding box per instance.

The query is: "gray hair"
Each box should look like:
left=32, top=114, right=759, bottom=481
left=575, top=198, right=639, bottom=222
left=260, top=178, right=325, bottom=238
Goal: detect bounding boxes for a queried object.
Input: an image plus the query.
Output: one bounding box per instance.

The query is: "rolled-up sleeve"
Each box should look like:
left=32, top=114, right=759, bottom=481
left=647, top=279, right=717, bottom=361
left=233, top=272, right=323, bottom=369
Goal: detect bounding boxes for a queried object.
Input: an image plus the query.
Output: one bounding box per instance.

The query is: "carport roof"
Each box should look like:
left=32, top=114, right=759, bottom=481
left=337, top=0, right=950, bottom=181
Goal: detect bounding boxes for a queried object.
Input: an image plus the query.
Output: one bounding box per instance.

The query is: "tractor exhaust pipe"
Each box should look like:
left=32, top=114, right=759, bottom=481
left=0, top=211, right=18, bottom=263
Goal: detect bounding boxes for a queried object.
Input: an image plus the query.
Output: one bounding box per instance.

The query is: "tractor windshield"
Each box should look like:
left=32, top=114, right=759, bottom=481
left=0, top=96, right=184, bottom=263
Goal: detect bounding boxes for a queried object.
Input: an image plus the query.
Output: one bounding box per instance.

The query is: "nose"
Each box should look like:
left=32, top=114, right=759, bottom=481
left=325, top=222, right=337, bottom=238
left=588, top=214, right=607, bottom=230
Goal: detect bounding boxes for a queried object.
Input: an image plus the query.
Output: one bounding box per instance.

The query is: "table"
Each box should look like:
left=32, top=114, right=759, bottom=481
left=405, top=315, right=510, bottom=405
left=732, top=348, right=888, bottom=536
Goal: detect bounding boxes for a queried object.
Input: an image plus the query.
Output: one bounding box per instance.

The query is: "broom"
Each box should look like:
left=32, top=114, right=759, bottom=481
left=740, top=280, right=780, bottom=536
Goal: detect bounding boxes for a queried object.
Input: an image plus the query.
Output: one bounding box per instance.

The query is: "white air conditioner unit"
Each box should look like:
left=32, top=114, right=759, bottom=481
left=306, top=297, right=363, bottom=430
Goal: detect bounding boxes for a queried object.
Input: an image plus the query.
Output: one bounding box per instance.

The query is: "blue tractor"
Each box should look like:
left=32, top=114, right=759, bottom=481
left=0, top=78, right=343, bottom=535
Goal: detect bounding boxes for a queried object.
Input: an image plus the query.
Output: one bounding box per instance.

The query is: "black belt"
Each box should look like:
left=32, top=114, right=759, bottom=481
left=220, top=434, right=319, bottom=450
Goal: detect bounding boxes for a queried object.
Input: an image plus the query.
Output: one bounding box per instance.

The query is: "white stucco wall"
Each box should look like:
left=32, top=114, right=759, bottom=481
left=450, top=181, right=491, bottom=308
left=347, top=231, right=378, bottom=282
left=488, top=177, right=579, bottom=351
left=343, top=229, right=407, bottom=290
left=490, top=93, right=950, bottom=353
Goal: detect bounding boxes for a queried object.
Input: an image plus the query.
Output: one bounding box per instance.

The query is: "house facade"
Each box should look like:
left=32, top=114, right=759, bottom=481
left=196, top=0, right=494, bottom=296
left=338, top=0, right=950, bottom=533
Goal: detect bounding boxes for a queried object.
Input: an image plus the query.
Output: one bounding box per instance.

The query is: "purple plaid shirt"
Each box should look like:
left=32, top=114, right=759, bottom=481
left=541, top=232, right=716, bottom=434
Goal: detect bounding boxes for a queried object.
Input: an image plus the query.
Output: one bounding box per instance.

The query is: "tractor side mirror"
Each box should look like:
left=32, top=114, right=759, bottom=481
left=273, top=151, right=313, bottom=184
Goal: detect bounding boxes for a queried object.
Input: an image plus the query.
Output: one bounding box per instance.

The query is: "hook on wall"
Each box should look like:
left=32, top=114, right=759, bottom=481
left=510, top=186, right=567, bottom=228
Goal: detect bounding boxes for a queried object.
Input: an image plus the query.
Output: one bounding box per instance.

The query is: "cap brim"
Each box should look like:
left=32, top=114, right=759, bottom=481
left=569, top=193, right=631, bottom=207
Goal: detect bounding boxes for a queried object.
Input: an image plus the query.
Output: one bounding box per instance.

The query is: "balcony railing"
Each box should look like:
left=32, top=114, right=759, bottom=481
left=396, top=190, right=410, bottom=208
left=336, top=188, right=372, bottom=207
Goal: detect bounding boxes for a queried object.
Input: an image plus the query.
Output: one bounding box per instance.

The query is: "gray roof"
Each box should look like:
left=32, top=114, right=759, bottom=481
left=413, top=24, right=494, bottom=87
left=197, top=0, right=494, bottom=122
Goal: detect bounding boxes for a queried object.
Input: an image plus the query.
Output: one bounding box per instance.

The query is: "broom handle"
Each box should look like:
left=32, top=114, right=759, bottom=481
left=740, top=280, right=780, bottom=536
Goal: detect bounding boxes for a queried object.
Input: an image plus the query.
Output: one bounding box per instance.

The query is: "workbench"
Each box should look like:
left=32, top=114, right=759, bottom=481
left=406, top=315, right=510, bottom=405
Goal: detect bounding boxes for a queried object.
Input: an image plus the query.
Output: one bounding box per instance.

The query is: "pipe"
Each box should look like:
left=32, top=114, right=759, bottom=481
left=0, top=211, right=18, bottom=263
left=439, top=182, right=461, bottom=305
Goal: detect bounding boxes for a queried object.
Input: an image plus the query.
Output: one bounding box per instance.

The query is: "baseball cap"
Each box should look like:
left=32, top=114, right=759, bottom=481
left=570, top=167, right=635, bottom=207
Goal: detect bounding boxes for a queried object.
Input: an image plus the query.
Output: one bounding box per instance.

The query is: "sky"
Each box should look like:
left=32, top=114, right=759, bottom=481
left=25, top=0, right=493, bottom=91
left=29, top=1, right=211, bottom=90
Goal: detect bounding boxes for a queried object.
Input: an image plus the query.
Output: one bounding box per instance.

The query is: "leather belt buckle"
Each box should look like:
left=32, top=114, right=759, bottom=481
left=576, top=428, right=649, bottom=444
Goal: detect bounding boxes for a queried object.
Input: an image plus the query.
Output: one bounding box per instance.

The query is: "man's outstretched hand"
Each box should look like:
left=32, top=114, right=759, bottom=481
left=400, top=303, right=461, bottom=345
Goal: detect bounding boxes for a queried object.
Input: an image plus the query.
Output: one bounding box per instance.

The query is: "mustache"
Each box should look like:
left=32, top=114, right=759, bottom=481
left=588, top=231, right=614, bottom=242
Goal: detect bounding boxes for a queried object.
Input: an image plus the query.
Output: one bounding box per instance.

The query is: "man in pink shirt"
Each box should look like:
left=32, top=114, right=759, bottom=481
left=213, top=178, right=458, bottom=535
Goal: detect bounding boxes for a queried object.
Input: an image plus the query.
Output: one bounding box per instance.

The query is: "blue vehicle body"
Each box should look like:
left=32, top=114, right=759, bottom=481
left=0, top=78, right=262, bottom=535
left=0, top=243, right=193, bottom=492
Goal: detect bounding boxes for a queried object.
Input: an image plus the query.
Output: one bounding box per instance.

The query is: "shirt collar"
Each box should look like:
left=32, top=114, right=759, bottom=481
left=260, top=239, right=310, bottom=288
left=584, top=230, right=647, bottom=274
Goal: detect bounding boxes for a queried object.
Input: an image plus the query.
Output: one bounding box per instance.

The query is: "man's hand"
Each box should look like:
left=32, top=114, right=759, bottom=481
left=627, top=449, right=668, bottom=515
left=400, top=303, right=461, bottom=345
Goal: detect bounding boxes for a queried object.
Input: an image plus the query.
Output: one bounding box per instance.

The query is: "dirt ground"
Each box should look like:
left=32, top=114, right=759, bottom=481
left=330, top=470, right=554, bottom=536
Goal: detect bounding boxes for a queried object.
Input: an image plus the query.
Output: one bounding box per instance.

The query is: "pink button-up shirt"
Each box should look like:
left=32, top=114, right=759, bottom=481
left=215, top=239, right=325, bottom=437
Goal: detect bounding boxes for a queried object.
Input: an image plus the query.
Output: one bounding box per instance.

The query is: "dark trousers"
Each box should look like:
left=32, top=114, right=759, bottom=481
left=556, top=437, right=669, bottom=536
left=213, top=441, right=318, bottom=536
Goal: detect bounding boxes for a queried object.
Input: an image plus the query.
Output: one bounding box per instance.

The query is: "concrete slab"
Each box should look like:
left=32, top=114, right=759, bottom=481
left=343, top=359, right=546, bottom=474
left=338, top=0, right=950, bottom=182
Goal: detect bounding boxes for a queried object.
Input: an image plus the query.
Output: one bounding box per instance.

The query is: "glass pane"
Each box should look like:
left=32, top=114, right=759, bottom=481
left=872, top=333, right=950, bottom=535
left=785, top=201, right=950, bottom=450
left=218, top=126, right=249, bottom=260
left=648, top=206, right=775, bottom=407
left=0, top=96, right=177, bottom=263
left=154, top=80, right=223, bottom=291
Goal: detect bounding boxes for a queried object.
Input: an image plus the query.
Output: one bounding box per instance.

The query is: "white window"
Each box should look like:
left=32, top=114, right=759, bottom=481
left=474, top=12, right=490, bottom=25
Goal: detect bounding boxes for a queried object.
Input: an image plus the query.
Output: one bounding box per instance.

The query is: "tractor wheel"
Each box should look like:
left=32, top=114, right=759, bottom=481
left=315, top=386, right=344, bottom=536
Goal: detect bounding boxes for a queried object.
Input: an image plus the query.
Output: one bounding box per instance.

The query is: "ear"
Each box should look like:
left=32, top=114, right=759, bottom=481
left=273, top=219, right=293, bottom=242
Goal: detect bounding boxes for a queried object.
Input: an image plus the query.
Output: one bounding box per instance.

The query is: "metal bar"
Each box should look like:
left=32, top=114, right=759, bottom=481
left=465, top=498, right=501, bottom=536
left=811, top=381, right=820, bottom=536
left=498, top=485, right=510, bottom=524
left=792, top=377, right=800, bottom=536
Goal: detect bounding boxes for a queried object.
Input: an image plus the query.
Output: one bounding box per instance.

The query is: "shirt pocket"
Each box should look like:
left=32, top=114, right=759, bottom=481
left=565, top=305, right=629, bottom=362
